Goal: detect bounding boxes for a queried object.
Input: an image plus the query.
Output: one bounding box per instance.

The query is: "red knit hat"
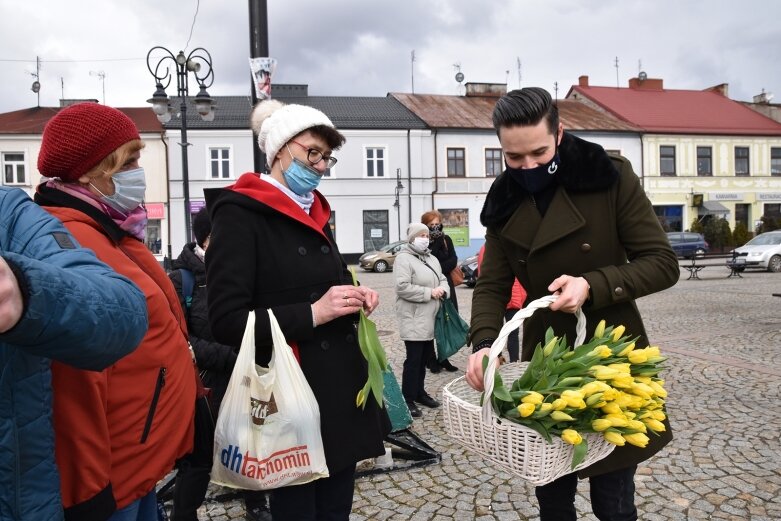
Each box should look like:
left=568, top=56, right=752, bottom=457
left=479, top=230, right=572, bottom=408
left=38, top=103, right=140, bottom=182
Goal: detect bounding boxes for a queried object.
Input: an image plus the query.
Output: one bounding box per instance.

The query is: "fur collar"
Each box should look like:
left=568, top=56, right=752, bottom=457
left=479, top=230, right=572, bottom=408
left=480, top=132, right=619, bottom=228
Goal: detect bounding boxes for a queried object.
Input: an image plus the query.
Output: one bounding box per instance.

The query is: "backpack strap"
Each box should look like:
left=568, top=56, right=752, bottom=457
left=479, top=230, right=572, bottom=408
left=179, top=268, right=195, bottom=313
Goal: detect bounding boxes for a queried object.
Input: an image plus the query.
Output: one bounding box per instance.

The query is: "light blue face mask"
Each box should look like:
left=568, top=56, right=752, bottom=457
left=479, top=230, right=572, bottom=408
left=282, top=147, right=323, bottom=196
left=91, top=167, right=146, bottom=213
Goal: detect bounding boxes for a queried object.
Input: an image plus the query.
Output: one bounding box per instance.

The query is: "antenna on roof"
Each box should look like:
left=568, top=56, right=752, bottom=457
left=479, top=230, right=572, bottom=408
left=614, top=56, right=620, bottom=88
left=517, top=57, right=522, bottom=89
left=410, top=50, right=415, bottom=94
left=29, top=56, right=41, bottom=107
left=453, top=63, right=464, bottom=95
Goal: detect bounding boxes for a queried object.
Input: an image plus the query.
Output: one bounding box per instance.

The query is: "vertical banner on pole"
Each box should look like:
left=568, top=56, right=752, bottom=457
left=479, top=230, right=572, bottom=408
left=249, top=57, right=277, bottom=100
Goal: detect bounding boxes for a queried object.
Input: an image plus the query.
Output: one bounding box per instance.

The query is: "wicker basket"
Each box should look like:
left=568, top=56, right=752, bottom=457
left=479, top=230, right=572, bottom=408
left=442, top=296, right=615, bottom=485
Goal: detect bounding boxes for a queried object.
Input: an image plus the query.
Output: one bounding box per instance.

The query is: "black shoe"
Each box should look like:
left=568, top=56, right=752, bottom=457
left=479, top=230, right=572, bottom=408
left=406, top=401, right=422, bottom=417
left=427, top=361, right=442, bottom=374
left=244, top=493, right=271, bottom=521
left=416, top=394, right=441, bottom=409
left=440, top=359, right=459, bottom=372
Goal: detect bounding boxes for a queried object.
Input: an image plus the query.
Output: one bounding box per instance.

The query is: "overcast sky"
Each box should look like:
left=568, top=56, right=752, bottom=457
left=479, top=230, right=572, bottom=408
left=2, top=0, right=780, bottom=115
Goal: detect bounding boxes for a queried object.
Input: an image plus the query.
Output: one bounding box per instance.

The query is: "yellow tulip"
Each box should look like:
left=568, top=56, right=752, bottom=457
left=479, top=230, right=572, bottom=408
left=539, top=403, right=553, bottom=413
left=586, top=392, right=605, bottom=407
left=592, top=366, right=620, bottom=380
left=521, top=391, right=544, bottom=405
left=611, top=325, right=626, bottom=342
left=645, top=346, right=661, bottom=358
left=601, top=387, right=620, bottom=401
left=627, top=419, right=647, bottom=432
left=592, top=418, right=612, bottom=432
left=604, top=431, right=626, bottom=446
left=630, top=382, right=654, bottom=400
left=550, top=411, right=575, bottom=422
left=642, top=418, right=666, bottom=432
left=356, top=389, right=366, bottom=407
left=611, top=375, right=635, bottom=389
left=561, top=429, right=583, bottom=445
left=648, top=381, right=668, bottom=398
left=581, top=381, right=611, bottom=396
left=617, top=342, right=636, bottom=356
left=589, top=345, right=612, bottom=358
left=594, top=320, right=606, bottom=339
left=623, top=432, right=650, bottom=448
left=542, top=336, right=559, bottom=356
left=650, top=410, right=667, bottom=421
left=551, top=398, right=568, bottom=411
left=608, top=363, right=631, bottom=374
left=634, top=376, right=652, bottom=384
left=605, top=414, right=629, bottom=428
left=517, top=403, right=536, bottom=417
left=601, top=402, right=623, bottom=415
left=627, top=350, right=649, bottom=364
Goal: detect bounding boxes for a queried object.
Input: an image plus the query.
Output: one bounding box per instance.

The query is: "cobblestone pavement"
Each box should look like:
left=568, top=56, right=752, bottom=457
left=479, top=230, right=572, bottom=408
left=192, top=266, right=781, bottom=521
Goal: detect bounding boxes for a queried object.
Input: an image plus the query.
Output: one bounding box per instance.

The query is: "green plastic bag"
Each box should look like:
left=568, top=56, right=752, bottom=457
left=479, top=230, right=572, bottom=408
left=434, top=298, right=469, bottom=362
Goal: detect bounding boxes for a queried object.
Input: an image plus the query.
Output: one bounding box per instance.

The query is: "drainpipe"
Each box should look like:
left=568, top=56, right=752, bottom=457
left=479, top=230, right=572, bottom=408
left=161, top=131, right=172, bottom=268
left=431, top=129, right=439, bottom=209
left=406, top=129, right=412, bottom=225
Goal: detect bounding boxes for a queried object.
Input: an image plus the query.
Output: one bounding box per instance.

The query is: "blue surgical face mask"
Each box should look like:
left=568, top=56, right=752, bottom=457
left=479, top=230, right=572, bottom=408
left=91, top=167, right=146, bottom=213
left=282, top=147, right=323, bottom=195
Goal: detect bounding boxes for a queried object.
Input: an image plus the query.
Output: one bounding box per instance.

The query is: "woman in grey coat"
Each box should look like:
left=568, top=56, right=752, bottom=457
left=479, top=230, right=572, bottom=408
left=394, top=222, right=450, bottom=417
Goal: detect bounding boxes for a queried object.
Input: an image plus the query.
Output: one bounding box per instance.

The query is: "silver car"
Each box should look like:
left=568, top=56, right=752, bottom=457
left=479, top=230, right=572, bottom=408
left=729, top=231, right=781, bottom=272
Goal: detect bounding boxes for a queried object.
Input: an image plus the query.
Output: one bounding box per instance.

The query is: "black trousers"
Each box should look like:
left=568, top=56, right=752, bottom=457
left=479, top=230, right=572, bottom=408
left=401, top=340, right=434, bottom=403
left=504, top=309, right=520, bottom=363
left=535, top=465, right=638, bottom=521
left=270, top=463, right=356, bottom=521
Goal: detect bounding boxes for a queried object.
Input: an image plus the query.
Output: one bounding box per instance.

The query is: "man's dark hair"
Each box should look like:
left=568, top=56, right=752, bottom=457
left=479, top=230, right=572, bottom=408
left=192, top=207, right=211, bottom=247
left=309, top=124, right=346, bottom=151
left=492, top=87, right=559, bottom=136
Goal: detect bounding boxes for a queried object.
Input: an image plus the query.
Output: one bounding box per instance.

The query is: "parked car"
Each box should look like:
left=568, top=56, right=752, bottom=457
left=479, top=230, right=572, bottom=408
left=358, top=240, right=406, bottom=273
left=666, top=232, right=709, bottom=258
left=459, top=254, right=479, bottom=287
left=727, top=231, right=781, bottom=273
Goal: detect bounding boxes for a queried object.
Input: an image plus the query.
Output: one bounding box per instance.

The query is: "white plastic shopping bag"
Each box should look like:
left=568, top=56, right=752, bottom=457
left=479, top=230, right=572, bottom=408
left=211, top=310, right=329, bottom=489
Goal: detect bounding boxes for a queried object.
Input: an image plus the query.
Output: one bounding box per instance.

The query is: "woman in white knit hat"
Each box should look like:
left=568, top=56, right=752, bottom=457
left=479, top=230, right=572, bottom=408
left=204, top=100, right=391, bottom=520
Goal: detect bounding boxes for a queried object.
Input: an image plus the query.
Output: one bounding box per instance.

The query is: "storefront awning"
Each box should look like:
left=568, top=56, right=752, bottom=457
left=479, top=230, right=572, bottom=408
left=698, top=201, right=729, bottom=216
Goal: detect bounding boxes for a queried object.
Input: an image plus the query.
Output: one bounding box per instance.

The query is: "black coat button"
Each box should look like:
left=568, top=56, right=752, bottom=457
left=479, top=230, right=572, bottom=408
left=321, top=245, right=331, bottom=254
left=581, top=243, right=592, bottom=252
left=320, top=341, right=330, bottom=351
left=614, top=287, right=624, bottom=296
left=298, top=246, right=307, bottom=256
left=346, top=334, right=355, bottom=343
left=310, top=292, right=319, bottom=302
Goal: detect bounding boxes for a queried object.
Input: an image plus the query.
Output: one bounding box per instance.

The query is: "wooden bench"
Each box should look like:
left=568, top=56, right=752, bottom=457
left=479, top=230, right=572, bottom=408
left=680, top=252, right=745, bottom=280
left=684, top=263, right=705, bottom=280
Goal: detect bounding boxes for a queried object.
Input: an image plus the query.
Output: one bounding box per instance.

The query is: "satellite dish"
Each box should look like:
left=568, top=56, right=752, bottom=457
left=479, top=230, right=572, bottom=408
left=455, top=72, right=464, bottom=83
left=638, top=71, right=647, bottom=81
left=31, top=81, right=41, bottom=93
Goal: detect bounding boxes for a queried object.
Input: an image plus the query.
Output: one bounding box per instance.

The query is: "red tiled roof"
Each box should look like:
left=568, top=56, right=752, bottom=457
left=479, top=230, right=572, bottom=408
left=0, top=105, right=164, bottom=135
left=390, top=93, right=640, bottom=132
left=568, top=84, right=781, bottom=135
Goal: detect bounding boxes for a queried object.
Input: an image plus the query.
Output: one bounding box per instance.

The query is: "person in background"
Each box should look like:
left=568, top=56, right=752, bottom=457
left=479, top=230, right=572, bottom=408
left=168, top=208, right=270, bottom=521
left=394, top=222, right=450, bottom=418
left=0, top=186, right=148, bottom=521
left=34, top=102, right=197, bottom=521
left=420, top=210, right=459, bottom=373
left=465, top=87, right=678, bottom=520
left=205, top=100, right=390, bottom=520
left=476, top=244, right=527, bottom=362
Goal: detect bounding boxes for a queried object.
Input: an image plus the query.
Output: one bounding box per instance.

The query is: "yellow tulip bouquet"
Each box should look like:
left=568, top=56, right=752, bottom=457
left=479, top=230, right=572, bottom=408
left=486, top=320, right=668, bottom=469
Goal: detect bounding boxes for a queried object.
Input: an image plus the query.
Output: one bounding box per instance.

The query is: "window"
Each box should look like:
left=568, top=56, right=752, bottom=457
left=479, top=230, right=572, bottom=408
left=362, top=210, right=389, bottom=251
left=209, top=147, right=231, bottom=179
left=771, top=147, right=781, bottom=176
left=485, top=148, right=502, bottom=177
left=765, top=203, right=781, bottom=219
left=653, top=205, right=682, bottom=232
left=605, top=149, right=622, bottom=156
left=659, top=146, right=676, bottom=176
left=145, top=219, right=162, bottom=255
left=735, top=146, right=750, bottom=176
left=696, top=146, right=712, bottom=176
left=365, top=147, right=385, bottom=177
left=447, top=148, right=465, bottom=177
left=2, top=153, right=26, bottom=185
left=735, top=203, right=750, bottom=230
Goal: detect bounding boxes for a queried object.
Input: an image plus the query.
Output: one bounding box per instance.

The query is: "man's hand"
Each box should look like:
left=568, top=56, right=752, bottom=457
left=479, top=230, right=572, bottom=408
left=548, top=275, right=589, bottom=313
left=0, top=257, right=24, bottom=333
left=465, top=347, right=491, bottom=391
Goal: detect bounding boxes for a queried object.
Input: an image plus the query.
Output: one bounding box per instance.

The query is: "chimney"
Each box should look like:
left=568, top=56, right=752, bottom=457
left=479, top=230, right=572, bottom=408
left=628, top=77, right=663, bottom=90
left=752, top=90, right=774, bottom=104
left=704, top=83, right=729, bottom=97
left=578, top=75, right=589, bottom=87
left=464, top=82, right=507, bottom=97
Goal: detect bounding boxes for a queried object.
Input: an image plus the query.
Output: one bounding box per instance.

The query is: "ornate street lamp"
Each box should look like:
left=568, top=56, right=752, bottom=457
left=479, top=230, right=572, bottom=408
left=146, top=46, right=215, bottom=243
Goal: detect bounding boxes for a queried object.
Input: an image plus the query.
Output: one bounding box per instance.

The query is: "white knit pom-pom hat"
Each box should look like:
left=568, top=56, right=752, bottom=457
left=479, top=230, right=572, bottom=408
left=250, top=100, right=335, bottom=168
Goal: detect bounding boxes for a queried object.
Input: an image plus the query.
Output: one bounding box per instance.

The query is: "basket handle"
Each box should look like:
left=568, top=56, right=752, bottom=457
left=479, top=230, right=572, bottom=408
left=481, top=295, right=586, bottom=423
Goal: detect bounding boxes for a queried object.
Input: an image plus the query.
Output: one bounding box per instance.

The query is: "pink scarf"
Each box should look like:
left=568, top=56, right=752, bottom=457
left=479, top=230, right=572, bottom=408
left=46, top=179, right=148, bottom=241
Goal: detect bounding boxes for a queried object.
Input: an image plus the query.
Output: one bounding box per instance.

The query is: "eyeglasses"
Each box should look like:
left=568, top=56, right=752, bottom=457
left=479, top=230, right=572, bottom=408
left=290, top=140, right=338, bottom=168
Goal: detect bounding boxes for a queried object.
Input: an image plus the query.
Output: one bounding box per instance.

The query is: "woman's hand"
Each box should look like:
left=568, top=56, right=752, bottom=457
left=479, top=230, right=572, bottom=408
left=431, top=287, right=446, bottom=300
left=548, top=275, right=589, bottom=313
left=0, top=257, right=23, bottom=333
left=311, top=284, right=379, bottom=326
left=465, top=347, right=491, bottom=391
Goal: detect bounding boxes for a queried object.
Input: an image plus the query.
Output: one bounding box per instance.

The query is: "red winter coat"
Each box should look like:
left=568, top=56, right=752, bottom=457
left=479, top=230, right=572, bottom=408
left=37, top=186, right=196, bottom=519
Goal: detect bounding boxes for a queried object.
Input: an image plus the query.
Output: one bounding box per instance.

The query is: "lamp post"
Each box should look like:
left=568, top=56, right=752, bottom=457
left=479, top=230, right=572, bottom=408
left=394, top=168, right=405, bottom=242
left=146, top=46, right=215, bottom=244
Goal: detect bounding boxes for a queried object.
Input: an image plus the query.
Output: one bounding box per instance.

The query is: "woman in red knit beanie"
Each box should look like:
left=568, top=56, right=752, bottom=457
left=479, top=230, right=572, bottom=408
left=34, top=102, right=197, bottom=521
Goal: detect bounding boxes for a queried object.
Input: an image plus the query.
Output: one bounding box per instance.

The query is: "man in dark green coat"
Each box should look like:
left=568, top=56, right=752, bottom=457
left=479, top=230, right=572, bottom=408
left=465, top=88, right=679, bottom=521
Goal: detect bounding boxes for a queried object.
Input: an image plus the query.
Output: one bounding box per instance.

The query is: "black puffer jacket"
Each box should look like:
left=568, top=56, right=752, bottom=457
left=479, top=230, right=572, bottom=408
left=170, top=243, right=237, bottom=409
left=428, top=233, right=459, bottom=310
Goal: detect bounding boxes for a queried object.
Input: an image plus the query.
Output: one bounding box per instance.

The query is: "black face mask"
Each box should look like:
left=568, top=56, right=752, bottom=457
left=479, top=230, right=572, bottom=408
left=506, top=136, right=560, bottom=194
left=428, top=223, right=443, bottom=239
